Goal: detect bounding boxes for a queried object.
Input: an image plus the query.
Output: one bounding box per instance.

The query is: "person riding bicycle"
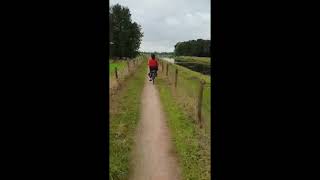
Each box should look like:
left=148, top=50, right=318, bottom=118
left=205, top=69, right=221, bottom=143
left=148, top=54, right=158, bottom=81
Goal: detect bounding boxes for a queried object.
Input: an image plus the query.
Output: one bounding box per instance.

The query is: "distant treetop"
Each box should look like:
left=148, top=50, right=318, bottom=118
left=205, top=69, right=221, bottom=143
left=174, top=39, right=211, bottom=57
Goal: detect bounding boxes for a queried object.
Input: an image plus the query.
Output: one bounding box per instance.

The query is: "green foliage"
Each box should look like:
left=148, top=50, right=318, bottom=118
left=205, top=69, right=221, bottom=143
left=109, top=4, right=143, bottom=59
left=174, top=39, right=211, bottom=57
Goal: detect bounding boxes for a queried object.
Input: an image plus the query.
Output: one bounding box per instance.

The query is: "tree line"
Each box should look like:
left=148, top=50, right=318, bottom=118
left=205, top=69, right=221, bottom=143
left=109, top=4, right=143, bottom=59
left=174, top=39, right=211, bottom=57
left=141, top=52, right=174, bottom=58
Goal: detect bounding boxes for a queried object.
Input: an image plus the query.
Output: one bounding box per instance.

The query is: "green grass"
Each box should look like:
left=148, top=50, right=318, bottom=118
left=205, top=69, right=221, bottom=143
left=109, top=60, right=127, bottom=74
left=156, top=77, right=211, bottom=180
left=160, top=61, right=211, bottom=134
left=174, top=56, right=211, bottom=65
left=109, top=62, right=146, bottom=180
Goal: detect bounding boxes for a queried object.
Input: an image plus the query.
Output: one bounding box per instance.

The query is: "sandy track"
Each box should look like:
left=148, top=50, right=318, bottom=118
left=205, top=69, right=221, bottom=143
left=130, top=76, right=181, bottom=180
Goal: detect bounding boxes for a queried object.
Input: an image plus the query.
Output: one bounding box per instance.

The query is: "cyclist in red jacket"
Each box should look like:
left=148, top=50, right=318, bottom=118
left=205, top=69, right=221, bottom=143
left=148, top=54, right=158, bottom=81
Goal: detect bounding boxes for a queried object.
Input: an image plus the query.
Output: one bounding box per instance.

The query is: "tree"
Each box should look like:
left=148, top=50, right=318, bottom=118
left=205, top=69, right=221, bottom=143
left=127, top=22, right=143, bottom=57
left=174, top=39, right=211, bottom=57
left=109, top=4, right=143, bottom=59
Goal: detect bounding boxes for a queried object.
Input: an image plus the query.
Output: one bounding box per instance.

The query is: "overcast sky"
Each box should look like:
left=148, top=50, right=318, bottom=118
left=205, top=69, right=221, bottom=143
left=110, top=0, right=211, bottom=52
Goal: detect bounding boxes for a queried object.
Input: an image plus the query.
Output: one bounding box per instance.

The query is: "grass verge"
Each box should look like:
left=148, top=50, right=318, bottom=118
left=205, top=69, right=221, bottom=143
left=161, top=61, right=211, bottom=134
left=109, top=63, right=146, bottom=180
left=156, top=76, right=211, bottom=180
left=109, top=60, right=127, bottom=74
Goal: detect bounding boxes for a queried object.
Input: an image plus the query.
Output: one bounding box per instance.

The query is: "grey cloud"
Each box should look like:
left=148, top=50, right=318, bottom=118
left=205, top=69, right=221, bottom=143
left=110, top=0, right=210, bottom=52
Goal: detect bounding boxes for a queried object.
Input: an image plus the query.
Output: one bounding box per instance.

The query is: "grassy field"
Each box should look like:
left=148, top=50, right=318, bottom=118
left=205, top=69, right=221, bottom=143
left=174, top=56, right=211, bottom=65
left=109, top=62, right=146, bottom=180
left=156, top=76, right=211, bottom=180
left=109, top=57, right=145, bottom=91
left=109, top=60, right=127, bottom=74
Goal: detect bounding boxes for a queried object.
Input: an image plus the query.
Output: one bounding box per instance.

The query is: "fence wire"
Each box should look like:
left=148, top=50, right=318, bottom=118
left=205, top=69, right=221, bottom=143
left=160, top=59, right=211, bottom=133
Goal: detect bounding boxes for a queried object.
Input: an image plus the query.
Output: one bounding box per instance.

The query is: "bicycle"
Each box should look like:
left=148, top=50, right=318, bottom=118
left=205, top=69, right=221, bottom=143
left=149, top=69, right=157, bottom=84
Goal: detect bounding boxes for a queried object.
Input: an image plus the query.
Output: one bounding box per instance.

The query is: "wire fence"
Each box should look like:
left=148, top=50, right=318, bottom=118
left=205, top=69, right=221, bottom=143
left=109, top=55, right=146, bottom=95
left=159, top=59, right=211, bottom=133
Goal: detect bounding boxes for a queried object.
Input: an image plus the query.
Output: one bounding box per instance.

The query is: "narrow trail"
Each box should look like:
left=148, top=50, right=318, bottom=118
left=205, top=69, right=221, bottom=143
left=130, top=75, right=181, bottom=180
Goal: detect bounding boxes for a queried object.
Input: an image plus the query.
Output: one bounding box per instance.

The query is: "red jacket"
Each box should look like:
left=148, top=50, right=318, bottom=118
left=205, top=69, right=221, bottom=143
left=148, top=58, right=158, bottom=67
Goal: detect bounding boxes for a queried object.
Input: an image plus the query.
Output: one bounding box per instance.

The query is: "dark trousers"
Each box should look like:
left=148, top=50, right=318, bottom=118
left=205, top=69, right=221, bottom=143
left=148, top=66, right=158, bottom=77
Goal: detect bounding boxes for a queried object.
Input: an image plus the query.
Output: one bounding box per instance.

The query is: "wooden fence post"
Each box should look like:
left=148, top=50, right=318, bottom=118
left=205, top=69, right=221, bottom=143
left=174, top=68, right=178, bottom=88
left=166, top=63, right=169, bottom=76
left=162, top=61, right=164, bottom=72
left=115, top=67, right=118, bottom=79
left=127, top=61, right=130, bottom=73
left=197, top=79, right=205, bottom=128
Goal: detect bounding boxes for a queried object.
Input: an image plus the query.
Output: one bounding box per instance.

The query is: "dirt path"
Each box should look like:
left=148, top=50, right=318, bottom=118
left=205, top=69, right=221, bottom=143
left=130, top=76, right=181, bottom=180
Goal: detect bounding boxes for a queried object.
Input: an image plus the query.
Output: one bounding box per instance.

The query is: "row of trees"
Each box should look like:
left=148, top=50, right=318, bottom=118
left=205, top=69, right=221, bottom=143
left=174, top=39, right=211, bottom=57
left=109, top=4, right=143, bottom=58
